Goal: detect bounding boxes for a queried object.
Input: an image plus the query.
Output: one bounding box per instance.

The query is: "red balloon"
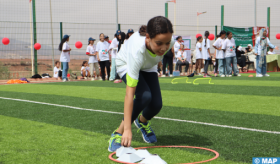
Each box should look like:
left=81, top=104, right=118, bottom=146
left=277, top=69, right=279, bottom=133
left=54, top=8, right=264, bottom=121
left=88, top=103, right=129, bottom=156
left=209, top=34, right=215, bottom=40
left=34, top=43, right=41, bottom=50
left=2, top=37, right=10, bottom=45
left=196, top=33, right=202, bottom=38
left=75, top=41, right=83, bottom=49
left=276, top=33, right=280, bottom=40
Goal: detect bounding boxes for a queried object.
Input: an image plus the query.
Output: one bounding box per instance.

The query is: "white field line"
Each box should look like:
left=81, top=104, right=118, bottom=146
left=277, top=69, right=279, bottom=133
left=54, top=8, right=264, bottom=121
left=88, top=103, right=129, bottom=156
left=0, top=96, right=279, bottom=135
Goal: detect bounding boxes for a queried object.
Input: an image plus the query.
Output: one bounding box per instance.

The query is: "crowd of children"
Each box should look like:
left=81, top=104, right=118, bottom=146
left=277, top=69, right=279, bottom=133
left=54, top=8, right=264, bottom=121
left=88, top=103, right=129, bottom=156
left=56, top=28, right=278, bottom=81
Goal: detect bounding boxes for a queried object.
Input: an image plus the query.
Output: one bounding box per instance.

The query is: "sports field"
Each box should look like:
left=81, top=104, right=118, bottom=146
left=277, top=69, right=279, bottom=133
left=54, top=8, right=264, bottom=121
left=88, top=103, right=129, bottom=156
left=0, top=73, right=279, bottom=164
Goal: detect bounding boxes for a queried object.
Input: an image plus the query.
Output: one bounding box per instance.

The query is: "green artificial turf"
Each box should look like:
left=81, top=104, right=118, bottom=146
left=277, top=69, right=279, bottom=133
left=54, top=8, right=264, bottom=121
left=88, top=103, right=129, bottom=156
left=0, top=73, right=280, bottom=163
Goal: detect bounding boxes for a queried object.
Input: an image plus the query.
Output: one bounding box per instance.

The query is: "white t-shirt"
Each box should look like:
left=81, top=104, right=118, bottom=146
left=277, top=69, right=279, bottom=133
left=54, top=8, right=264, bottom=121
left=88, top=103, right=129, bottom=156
left=116, top=31, right=175, bottom=85
left=60, top=42, right=70, bottom=62
left=86, top=44, right=98, bottom=63
left=222, top=38, right=236, bottom=58
left=53, top=66, right=61, bottom=78
left=213, top=38, right=225, bottom=59
left=81, top=66, right=90, bottom=76
left=176, top=50, right=191, bottom=63
left=202, top=39, right=211, bottom=59
left=96, top=41, right=110, bottom=61
left=173, top=41, right=181, bottom=54
left=268, top=51, right=275, bottom=55
left=109, top=38, right=119, bottom=59
left=196, top=42, right=202, bottom=59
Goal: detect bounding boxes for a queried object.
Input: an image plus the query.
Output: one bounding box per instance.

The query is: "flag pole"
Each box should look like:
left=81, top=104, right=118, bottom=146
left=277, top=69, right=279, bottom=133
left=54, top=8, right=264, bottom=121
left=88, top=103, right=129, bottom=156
left=29, top=0, right=34, bottom=75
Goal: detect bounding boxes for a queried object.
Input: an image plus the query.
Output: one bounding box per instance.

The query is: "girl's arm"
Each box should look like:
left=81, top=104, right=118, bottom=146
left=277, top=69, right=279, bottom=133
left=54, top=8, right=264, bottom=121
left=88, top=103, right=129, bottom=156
left=267, top=38, right=279, bottom=50
left=63, top=49, right=71, bottom=52
left=122, top=85, right=136, bottom=147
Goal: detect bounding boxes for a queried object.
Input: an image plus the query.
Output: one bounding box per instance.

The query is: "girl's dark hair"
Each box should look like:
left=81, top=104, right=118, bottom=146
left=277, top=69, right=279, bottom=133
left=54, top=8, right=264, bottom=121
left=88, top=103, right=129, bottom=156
left=219, top=30, right=226, bottom=37
left=176, top=36, right=182, bottom=40
left=82, top=61, right=87, bottom=66
left=139, top=25, right=147, bottom=36
left=117, top=32, right=126, bottom=52
left=196, top=36, right=202, bottom=43
left=55, top=61, right=60, bottom=65
left=204, top=31, right=209, bottom=47
left=226, top=31, right=232, bottom=37
left=58, top=38, right=68, bottom=51
left=99, top=33, right=104, bottom=40
left=142, top=16, right=173, bottom=39
left=114, top=33, right=117, bottom=38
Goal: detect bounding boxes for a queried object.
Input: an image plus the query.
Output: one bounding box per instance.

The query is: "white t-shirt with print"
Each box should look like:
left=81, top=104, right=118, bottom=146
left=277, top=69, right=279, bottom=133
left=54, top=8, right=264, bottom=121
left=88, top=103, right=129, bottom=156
left=86, top=44, right=98, bottom=63
left=60, top=42, right=70, bottom=62
left=109, top=38, right=119, bottom=59
left=173, top=41, right=181, bottom=54
left=213, top=38, right=225, bottom=59
left=53, top=66, right=61, bottom=78
left=222, top=38, right=236, bottom=58
left=202, top=39, right=211, bottom=59
left=81, top=66, right=90, bottom=76
left=196, top=42, right=202, bottom=59
left=96, top=41, right=110, bottom=61
left=116, top=31, right=175, bottom=81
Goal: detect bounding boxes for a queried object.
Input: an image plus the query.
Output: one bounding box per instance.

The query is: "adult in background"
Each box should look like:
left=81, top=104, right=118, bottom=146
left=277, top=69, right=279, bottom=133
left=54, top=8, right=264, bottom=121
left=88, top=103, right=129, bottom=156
left=59, top=34, right=71, bottom=82
left=236, top=45, right=246, bottom=72
left=254, top=28, right=279, bottom=77
left=245, top=44, right=256, bottom=69
left=176, top=44, right=190, bottom=76
left=174, top=36, right=182, bottom=70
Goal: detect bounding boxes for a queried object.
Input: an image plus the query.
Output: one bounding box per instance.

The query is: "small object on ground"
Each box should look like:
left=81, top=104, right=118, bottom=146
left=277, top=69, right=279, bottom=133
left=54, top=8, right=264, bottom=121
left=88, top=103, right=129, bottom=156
left=248, top=75, right=254, bottom=77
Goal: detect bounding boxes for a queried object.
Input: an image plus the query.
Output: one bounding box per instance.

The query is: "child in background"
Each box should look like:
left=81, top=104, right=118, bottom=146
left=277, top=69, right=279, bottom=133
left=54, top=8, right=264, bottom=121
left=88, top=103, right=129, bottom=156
left=176, top=44, right=190, bottom=75
left=194, top=36, right=203, bottom=75
left=53, top=61, right=62, bottom=80
left=86, top=37, right=101, bottom=81
left=213, top=30, right=226, bottom=77
left=81, top=61, right=90, bottom=79
left=59, top=34, right=71, bottom=82
left=96, top=33, right=111, bottom=81
left=202, top=31, right=211, bottom=77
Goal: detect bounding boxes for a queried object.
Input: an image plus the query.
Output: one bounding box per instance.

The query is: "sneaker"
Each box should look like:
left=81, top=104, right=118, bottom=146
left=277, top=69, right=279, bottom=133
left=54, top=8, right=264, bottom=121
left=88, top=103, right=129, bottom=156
left=108, top=131, right=122, bottom=152
left=197, top=73, right=202, bottom=76
left=228, top=75, right=232, bottom=77
left=134, top=117, right=157, bottom=143
left=214, top=73, right=218, bottom=77
left=98, top=77, right=102, bottom=81
left=256, top=74, right=263, bottom=77
left=264, top=74, right=270, bottom=77
left=84, top=77, right=87, bottom=80
left=203, top=74, right=210, bottom=77
left=180, top=73, right=184, bottom=76
left=161, top=75, right=166, bottom=77
left=63, top=79, right=67, bottom=82
left=91, top=78, right=95, bottom=81
left=220, top=75, right=225, bottom=77
left=170, top=75, right=173, bottom=77
left=207, top=73, right=212, bottom=77
left=109, top=79, right=114, bottom=82
left=234, top=74, right=241, bottom=77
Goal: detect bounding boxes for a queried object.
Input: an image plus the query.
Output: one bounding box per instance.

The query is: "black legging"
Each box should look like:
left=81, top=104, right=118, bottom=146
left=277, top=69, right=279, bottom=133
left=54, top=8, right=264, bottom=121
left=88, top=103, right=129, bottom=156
left=122, top=71, right=162, bottom=123
left=204, top=59, right=210, bottom=74
left=162, top=56, right=173, bottom=75
left=99, top=60, right=110, bottom=80
left=215, top=59, right=219, bottom=73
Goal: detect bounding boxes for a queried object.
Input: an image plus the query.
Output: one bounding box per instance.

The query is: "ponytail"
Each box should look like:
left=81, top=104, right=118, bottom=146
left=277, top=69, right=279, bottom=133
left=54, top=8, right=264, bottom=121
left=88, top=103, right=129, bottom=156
left=58, top=38, right=68, bottom=51
left=204, top=31, right=209, bottom=47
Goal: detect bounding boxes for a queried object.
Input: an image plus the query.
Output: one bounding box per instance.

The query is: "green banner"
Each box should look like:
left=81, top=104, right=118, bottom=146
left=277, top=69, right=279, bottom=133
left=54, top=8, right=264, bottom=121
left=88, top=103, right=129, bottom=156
left=223, top=26, right=253, bottom=47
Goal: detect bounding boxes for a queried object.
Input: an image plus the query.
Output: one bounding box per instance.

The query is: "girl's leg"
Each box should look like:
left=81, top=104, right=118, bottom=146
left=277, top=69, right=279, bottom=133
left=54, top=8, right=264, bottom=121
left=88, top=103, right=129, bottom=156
left=168, top=56, right=173, bottom=74
left=218, top=59, right=224, bottom=75
left=204, top=60, right=210, bottom=74
left=109, top=58, right=116, bottom=80
left=62, top=62, right=67, bottom=80
left=89, top=63, right=94, bottom=77
left=262, top=56, right=267, bottom=75
left=225, top=57, right=232, bottom=75
left=105, top=60, right=111, bottom=80
left=233, top=56, right=239, bottom=75
left=195, top=59, right=199, bottom=73
left=162, top=57, right=167, bottom=75
left=99, top=61, right=106, bottom=80
left=94, top=63, right=100, bottom=77
left=215, top=59, right=219, bottom=74
left=184, top=61, right=189, bottom=73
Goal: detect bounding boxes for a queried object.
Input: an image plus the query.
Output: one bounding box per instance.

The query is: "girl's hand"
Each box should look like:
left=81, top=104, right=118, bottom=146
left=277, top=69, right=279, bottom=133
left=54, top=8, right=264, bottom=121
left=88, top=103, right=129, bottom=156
left=275, top=46, right=279, bottom=50
left=69, top=48, right=72, bottom=51
left=218, top=47, right=222, bottom=50
left=121, top=129, right=132, bottom=147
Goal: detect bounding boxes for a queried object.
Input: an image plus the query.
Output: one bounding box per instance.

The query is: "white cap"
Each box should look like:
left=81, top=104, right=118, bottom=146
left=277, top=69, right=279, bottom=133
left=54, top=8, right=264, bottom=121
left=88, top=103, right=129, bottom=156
left=248, top=44, right=252, bottom=47
left=238, top=46, right=242, bottom=51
